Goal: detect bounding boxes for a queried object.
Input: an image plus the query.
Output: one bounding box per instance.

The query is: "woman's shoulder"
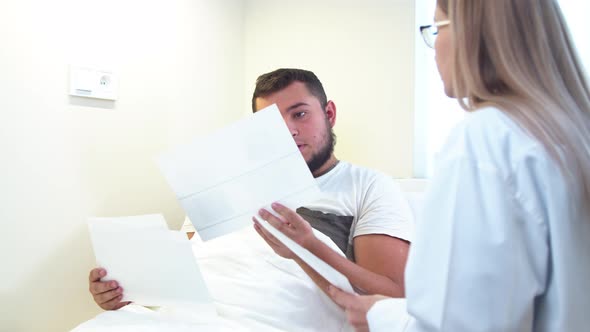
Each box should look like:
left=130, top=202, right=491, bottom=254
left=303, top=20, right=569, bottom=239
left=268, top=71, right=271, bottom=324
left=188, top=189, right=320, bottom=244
left=439, top=106, right=545, bottom=172
left=463, top=107, right=522, bottom=138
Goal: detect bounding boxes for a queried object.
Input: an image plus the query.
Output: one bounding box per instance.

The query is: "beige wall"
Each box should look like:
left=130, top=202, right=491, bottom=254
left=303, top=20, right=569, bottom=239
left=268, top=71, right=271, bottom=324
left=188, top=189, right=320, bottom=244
left=0, top=0, right=415, bottom=331
left=244, top=0, right=415, bottom=177
left=0, top=0, right=244, bottom=331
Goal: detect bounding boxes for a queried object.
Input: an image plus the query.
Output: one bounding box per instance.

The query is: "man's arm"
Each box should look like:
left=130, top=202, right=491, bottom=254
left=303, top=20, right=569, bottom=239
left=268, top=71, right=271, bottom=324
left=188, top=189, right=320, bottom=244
left=253, top=220, right=340, bottom=295
left=256, top=204, right=409, bottom=297
left=353, top=234, right=409, bottom=295
left=303, top=233, right=408, bottom=297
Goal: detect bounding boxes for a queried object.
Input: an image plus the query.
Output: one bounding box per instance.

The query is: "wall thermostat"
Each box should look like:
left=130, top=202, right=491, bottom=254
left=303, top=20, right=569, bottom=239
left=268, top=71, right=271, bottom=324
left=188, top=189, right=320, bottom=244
left=69, top=65, right=118, bottom=100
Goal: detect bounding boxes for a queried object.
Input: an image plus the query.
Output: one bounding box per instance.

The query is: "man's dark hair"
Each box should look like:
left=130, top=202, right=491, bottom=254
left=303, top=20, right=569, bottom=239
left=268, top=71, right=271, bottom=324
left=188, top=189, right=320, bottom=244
left=251, top=68, right=328, bottom=112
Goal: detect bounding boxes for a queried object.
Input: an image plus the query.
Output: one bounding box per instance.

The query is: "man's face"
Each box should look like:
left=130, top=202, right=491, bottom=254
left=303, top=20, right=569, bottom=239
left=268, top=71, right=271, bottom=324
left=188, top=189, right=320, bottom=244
left=255, top=82, right=336, bottom=174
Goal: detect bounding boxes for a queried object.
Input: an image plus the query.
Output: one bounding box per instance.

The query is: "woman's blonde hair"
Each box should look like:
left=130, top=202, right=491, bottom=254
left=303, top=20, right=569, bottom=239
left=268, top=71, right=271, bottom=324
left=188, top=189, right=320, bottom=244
left=438, top=0, right=590, bottom=216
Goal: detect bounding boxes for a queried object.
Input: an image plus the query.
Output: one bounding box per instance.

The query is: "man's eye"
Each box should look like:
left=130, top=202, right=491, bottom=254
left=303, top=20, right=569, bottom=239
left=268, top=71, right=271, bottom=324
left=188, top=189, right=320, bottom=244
left=294, top=111, right=306, bottom=119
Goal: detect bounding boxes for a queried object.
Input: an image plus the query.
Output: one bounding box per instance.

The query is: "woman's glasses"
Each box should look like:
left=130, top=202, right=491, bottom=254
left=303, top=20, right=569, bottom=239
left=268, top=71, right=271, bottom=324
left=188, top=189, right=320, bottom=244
left=419, top=20, right=450, bottom=48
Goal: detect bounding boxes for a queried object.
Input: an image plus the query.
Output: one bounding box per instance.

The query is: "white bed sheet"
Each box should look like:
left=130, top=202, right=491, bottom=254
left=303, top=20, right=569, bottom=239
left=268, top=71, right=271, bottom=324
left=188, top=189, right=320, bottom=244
left=73, top=182, right=425, bottom=332
left=72, top=225, right=353, bottom=332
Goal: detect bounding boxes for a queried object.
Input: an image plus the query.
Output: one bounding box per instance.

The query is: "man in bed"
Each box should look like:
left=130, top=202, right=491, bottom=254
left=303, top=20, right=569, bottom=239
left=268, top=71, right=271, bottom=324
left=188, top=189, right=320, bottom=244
left=88, top=68, right=412, bottom=310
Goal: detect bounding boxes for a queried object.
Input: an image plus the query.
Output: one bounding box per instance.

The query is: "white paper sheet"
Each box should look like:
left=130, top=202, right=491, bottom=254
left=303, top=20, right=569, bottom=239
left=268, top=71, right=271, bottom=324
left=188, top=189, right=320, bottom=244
left=88, top=214, right=213, bottom=308
left=253, top=215, right=354, bottom=293
left=157, top=104, right=321, bottom=240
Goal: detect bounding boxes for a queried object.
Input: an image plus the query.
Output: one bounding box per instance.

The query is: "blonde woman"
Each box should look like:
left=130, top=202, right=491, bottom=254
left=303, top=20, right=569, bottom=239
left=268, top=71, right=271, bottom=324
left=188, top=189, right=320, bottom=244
left=313, top=0, right=590, bottom=330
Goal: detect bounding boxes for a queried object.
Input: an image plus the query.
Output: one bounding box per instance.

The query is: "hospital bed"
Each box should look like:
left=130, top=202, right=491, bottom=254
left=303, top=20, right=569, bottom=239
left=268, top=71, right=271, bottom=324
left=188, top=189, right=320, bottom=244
left=71, top=179, right=426, bottom=332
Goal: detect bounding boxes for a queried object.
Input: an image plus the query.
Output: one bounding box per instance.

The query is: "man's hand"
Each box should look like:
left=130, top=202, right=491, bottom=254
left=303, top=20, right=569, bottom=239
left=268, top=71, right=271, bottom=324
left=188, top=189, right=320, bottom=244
left=253, top=202, right=317, bottom=259
left=253, top=218, right=297, bottom=259
left=88, top=268, right=131, bottom=310
left=328, top=285, right=388, bottom=332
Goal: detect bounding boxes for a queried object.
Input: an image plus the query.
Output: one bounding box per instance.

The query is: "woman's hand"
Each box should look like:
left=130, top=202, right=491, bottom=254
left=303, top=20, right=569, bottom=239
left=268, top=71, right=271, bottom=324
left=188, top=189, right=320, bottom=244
left=328, top=285, right=389, bottom=331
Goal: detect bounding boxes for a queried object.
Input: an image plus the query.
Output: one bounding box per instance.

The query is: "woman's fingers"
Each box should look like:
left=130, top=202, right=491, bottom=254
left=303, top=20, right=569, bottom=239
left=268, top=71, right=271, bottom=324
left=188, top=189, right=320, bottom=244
left=327, top=285, right=356, bottom=309
left=327, top=286, right=374, bottom=331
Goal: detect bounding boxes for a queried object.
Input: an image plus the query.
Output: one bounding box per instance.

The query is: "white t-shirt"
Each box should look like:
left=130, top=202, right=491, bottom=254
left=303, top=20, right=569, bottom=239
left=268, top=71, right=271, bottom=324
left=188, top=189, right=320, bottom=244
left=300, top=161, right=413, bottom=259
left=368, top=107, right=590, bottom=331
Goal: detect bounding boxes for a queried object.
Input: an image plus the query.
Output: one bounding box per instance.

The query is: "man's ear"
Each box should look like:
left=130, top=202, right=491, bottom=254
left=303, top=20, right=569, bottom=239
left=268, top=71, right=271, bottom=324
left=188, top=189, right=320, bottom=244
left=325, top=100, right=337, bottom=127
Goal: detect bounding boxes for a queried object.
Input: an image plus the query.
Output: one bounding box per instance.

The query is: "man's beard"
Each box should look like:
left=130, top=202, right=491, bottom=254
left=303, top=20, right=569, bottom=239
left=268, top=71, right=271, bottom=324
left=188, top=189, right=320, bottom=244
left=306, top=121, right=336, bottom=174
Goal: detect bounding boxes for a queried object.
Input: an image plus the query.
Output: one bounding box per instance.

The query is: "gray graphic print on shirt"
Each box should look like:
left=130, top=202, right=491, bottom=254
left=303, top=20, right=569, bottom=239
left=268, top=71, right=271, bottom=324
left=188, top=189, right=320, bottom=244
left=296, top=207, right=355, bottom=261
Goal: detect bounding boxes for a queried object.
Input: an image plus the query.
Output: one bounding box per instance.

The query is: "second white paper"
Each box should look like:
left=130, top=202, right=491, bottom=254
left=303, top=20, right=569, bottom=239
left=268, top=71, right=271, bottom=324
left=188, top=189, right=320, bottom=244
left=88, top=215, right=213, bottom=308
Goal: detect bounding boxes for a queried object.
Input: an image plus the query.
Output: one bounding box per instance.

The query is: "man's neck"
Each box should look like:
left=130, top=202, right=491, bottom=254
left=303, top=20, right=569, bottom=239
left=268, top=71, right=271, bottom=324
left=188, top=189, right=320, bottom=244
left=312, top=155, right=339, bottom=178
